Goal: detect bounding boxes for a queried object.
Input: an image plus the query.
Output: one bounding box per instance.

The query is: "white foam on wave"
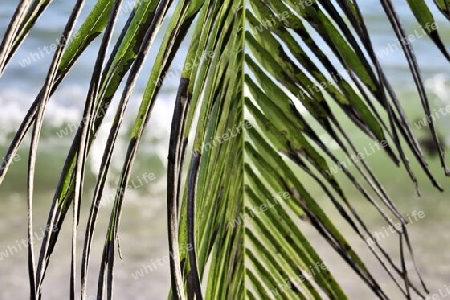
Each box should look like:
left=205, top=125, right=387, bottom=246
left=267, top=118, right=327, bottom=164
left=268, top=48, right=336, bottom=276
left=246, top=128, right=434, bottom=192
left=0, top=83, right=309, bottom=180
left=0, top=86, right=83, bottom=136
left=89, top=93, right=174, bottom=184
left=0, top=85, right=175, bottom=177
left=425, top=73, right=450, bottom=103
left=425, top=73, right=450, bottom=145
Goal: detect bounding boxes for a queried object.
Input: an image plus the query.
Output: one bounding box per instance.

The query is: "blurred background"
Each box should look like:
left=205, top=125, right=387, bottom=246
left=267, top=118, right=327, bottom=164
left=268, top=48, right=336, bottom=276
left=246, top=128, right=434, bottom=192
left=0, top=0, right=449, bottom=299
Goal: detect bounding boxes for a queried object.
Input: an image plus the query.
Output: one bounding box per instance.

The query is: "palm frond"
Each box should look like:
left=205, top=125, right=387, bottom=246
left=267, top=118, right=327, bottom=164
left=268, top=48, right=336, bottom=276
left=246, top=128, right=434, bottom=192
left=0, top=0, right=449, bottom=299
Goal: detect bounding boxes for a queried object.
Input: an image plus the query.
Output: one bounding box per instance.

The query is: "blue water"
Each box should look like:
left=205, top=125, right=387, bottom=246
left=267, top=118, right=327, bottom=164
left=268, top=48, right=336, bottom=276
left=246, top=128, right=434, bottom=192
left=0, top=1, right=449, bottom=92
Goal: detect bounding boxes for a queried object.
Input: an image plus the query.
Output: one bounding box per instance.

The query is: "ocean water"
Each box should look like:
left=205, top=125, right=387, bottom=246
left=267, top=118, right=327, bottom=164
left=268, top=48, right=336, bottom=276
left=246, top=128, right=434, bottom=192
left=0, top=1, right=450, bottom=299
left=0, top=0, right=449, bottom=185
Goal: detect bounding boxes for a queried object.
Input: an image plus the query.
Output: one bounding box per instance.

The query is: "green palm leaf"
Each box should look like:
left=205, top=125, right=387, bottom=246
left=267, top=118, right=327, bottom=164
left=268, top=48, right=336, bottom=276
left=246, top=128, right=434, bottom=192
left=0, top=0, right=448, bottom=299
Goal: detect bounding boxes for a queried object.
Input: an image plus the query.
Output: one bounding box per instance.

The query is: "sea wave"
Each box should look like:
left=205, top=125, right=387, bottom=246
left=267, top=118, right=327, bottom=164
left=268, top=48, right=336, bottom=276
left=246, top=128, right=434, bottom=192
left=0, top=72, right=448, bottom=193
left=0, top=86, right=175, bottom=193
